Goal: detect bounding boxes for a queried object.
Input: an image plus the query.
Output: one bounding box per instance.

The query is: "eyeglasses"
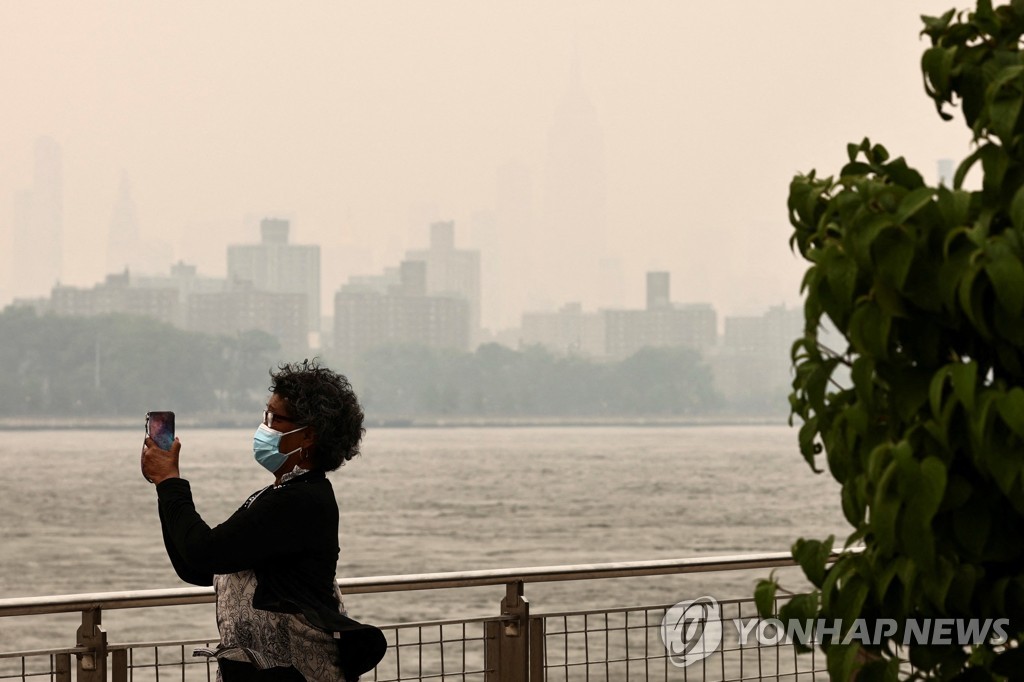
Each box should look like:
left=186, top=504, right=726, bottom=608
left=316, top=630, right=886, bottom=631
left=263, top=409, right=298, bottom=429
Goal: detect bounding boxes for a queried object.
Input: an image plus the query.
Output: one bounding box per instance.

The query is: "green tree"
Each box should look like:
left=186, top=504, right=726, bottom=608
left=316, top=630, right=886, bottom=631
left=348, top=342, right=719, bottom=419
left=763, top=3, right=1024, bottom=678
left=0, top=308, right=278, bottom=417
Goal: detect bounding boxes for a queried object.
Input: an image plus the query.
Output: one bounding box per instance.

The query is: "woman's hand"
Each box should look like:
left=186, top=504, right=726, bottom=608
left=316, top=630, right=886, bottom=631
left=141, top=436, right=182, bottom=486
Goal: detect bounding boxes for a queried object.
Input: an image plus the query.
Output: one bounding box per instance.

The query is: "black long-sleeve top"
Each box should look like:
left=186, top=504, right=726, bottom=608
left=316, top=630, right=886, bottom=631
left=156, top=469, right=359, bottom=633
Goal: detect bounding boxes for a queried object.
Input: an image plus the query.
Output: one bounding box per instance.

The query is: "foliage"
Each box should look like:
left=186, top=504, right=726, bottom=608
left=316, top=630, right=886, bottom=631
left=763, top=3, right=1024, bottom=679
left=0, top=307, right=280, bottom=416
left=0, top=306, right=721, bottom=420
left=345, top=343, right=720, bottom=418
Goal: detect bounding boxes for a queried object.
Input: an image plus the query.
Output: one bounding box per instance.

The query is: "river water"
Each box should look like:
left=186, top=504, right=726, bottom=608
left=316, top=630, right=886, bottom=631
left=0, top=424, right=848, bottom=655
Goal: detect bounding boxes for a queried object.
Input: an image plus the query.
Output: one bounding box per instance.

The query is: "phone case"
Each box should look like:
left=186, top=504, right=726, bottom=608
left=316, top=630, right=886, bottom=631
left=146, top=411, right=175, bottom=451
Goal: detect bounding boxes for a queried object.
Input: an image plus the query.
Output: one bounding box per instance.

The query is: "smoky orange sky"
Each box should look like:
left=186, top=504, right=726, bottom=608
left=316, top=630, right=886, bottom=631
left=0, top=1, right=972, bottom=331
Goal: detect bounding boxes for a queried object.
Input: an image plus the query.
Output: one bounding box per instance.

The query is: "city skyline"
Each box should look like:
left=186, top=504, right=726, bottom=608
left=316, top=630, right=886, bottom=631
left=1, top=2, right=968, bottom=328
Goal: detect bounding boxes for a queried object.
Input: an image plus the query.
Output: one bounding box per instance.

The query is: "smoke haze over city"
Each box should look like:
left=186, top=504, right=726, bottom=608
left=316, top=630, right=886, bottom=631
left=1, top=1, right=967, bottom=333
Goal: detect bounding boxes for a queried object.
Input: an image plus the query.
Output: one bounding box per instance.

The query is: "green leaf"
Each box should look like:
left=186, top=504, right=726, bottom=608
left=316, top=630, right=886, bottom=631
left=996, top=388, right=1024, bottom=439
left=872, top=460, right=902, bottom=553
left=958, top=265, right=992, bottom=339
left=754, top=578, right=778, bottom=618
left=778, top=593, right=821, bottom=653
left=873, top=279, right=907, bottom=318
left=823, top=245, right=859, bottom=309
left=882, top=157, right=925, bottom=190
left=793, top=536, right=834, bottom=588
left=971, top=391, right=999, bottom=448
left=803, top=357, right=839, bottom=416
left=888, top=366, right=933, bottom=421
left=798, top=416, right=824, bottom=473
left=851, top=356, right=875, bottom=408
left=875, top=561, right=899, bottom=601
left=850, top=214, right=895, bottom=268
left=840, top=161, right=873, bottom=177
left=984, top=241, right=1024, bottom=316
left=867, top=443, right=893, bottom=481
left=894, top=187, right=934, bottom=224
left=980, top=144, right=1010, bottom=198
left=953, top=145, right=985, bottom=189
left=847, top=142, right=860, bottom=163
left=920, top=9, right=955, bottom=35
left=896, top=557, right=918, bottom=613
left=836, top=575, right=869, bottom=627
left=870, top=143, right=890, bottom=164
left=848, top=302, right=892, bottom=360
left=901, top=457, right=947, bottom=566
left=873, top=226, right=916, bottom=289
left=820, top=555, right=856, bottom=613
left=929, top=366, right=950, bottom=418
left=828, top=643, right=862, bottom=682
left=985, top=65, right=1024, bottom=142
left=921, top=46, right=955, bottom=100
left=949, top=361, right=978, bottom=413
left=935, top=186, right=971, bottom=228
left=1010, top=184, right=1024, bottom=232
left=842, top=477, right=867, bottom=526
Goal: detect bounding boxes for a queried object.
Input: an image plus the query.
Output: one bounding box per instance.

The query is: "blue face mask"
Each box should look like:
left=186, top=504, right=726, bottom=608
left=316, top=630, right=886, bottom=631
left=253, top=423, right=306, bottom=474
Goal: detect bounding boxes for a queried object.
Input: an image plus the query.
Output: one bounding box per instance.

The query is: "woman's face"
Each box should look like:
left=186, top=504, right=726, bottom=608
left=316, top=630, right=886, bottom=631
left=264, top=393, right=313, bottom=471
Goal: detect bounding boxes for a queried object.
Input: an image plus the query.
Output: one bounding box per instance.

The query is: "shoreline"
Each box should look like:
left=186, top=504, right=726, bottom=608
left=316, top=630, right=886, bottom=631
left=0, top=414, right=788, bottom=430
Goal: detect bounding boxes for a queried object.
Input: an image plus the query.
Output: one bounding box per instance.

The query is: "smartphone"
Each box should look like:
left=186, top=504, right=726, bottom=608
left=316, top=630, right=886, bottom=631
left=146, top=411, right=175, bottom=451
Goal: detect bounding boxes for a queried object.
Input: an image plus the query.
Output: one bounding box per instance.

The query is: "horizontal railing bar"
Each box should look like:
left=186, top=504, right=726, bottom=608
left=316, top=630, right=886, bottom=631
left=107, top=614, right=502, bottom=649
left=0, top=551, right=806, bottom=616
left=534, top=593, right=768, bottom=620
left=0, top=586, right=215, bottom=616
left=107, top=637, right=219, bottom=651
left=536, top=602, right=689, bottom=619
left=0, top=647, right=85, bottom=658
left=341, top=551, right=801, bottom=593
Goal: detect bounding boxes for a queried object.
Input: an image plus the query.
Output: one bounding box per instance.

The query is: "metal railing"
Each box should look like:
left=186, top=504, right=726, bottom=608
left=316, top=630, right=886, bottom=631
left=0, top=552, right=827, bottom=681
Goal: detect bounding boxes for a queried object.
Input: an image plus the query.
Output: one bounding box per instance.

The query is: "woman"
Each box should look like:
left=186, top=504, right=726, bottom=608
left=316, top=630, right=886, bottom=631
left=142, top=360, right=385, bottom=682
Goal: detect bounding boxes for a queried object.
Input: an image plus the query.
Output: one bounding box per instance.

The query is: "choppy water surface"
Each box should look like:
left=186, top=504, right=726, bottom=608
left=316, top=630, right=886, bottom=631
left=0, top=425, right=848, bottom=651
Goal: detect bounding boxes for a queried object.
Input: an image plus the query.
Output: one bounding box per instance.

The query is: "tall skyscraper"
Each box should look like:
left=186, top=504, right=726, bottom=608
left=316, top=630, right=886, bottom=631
left=104, top=172, right=173, bottom=277
left=227, top=218, right=321, bottom=340
left=107, top=172, right=141, bottom=275
left=493, top=160, right=536, bottom=330
left=542, top=57, right=608, bottom=305
left=405, top=221, right=482, bottom=346
left=10, top=137, right=63, bottom=298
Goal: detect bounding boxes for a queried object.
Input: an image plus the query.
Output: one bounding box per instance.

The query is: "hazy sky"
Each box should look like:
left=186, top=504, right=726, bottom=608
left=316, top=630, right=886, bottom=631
left=1, top=1, right=972, bottom=330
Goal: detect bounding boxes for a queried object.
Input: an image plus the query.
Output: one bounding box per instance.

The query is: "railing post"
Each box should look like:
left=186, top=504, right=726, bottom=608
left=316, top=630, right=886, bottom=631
left=112, top=649, right=129, bottom=682
left=76, top=608, right=108, bottom=682
left=529, top=616, right=545, bottom=681
left=484, top=580, right=530, bottom=682
left=54, top=653, right=72, bottom=682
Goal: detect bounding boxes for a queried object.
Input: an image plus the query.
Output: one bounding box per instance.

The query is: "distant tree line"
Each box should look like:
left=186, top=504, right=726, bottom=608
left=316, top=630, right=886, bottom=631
left=0, top=307, right=725, bottom=419
left=344, top=343, right=719, bottom=418
left=0, top=307, right=280, bottom=416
